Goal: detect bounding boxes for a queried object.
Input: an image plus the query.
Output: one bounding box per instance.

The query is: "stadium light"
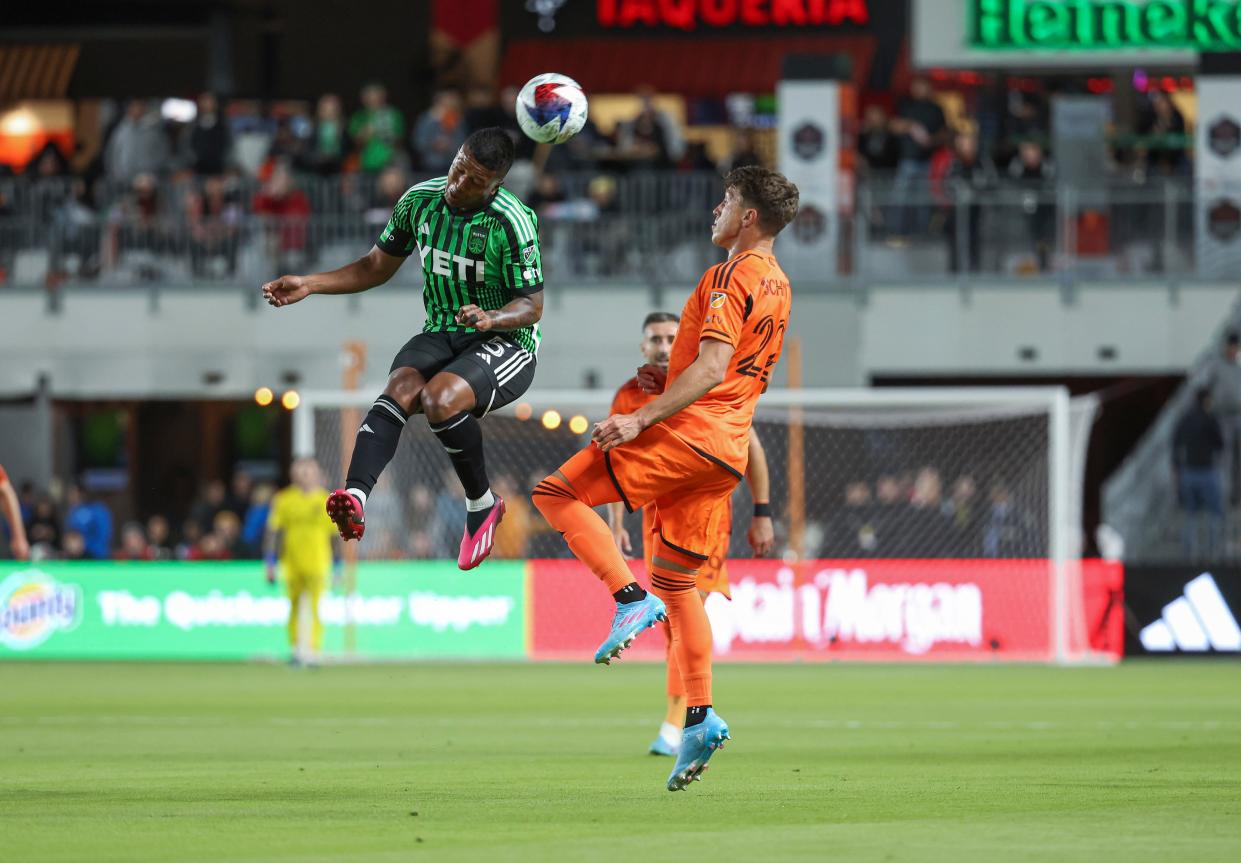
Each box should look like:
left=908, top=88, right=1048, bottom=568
left=568, top=415, right=589, bottom=435
left=541, top=410, right=561, bottom=430
left=281, top=390, right=301, bottom=410
left=514, top=402, right=533, bottom=421
left=254, top=387, right=274, bottom=407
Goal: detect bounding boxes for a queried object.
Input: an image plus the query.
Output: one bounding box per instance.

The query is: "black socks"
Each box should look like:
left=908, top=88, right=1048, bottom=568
left=346, top=395, right=408, bottom=498
left=613, top=583, right=648, bottom=604
left=430, top=411, right=495, bottom=533
left=685, top=705, right=711, bottom=727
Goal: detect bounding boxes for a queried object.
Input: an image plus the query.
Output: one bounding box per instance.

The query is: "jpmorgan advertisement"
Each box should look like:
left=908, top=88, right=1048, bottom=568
left=0, top=562, right=528, bottom=660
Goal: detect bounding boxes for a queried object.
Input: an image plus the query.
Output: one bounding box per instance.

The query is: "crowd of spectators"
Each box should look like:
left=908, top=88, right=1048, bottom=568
left=822, top=467, right=1039, bottom=559
left=0, top=82, right=770, bottom=287
left=856, top=76, right=1191, bottom=273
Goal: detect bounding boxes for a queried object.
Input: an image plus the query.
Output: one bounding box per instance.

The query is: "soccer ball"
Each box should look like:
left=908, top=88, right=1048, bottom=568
left=515, top=73, right=588, bottom=145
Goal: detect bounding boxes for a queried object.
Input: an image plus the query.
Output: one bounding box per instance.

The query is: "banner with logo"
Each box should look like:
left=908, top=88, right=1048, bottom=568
left=777, top=78, right=843, bottom=284
left=0, top=562, right=527, bottom=660
left=1125, top=566, right=1241, bottom=655
left=1196, top=77, right=1241, bottom=278
left=529, top=559, right=1124, bottom=662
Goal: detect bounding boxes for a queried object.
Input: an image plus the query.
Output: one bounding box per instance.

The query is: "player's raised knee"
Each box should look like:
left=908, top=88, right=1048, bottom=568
left=383, top=368, right=424, bottom=414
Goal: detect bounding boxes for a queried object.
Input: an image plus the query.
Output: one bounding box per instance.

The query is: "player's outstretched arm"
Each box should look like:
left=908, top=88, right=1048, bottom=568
left=455, top=290, right=544, bottom=331
left=262, top=246, right=405, bottom=308
left=593, top=339, right=733, bottom=452
left=745, top=428, right=774, bottom=557
left=0, top=476, right=29, bottom=561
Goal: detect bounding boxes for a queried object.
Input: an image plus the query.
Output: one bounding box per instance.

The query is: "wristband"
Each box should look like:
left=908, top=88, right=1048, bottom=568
left=264, top=552, right=277, bottom=568
left=753, top=503, right=772, bottom=518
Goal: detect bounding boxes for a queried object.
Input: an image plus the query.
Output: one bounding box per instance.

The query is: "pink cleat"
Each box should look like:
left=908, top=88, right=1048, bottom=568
left=458, top=496, right=505, bottom=570
left=326, top=490, right=366, bottom=541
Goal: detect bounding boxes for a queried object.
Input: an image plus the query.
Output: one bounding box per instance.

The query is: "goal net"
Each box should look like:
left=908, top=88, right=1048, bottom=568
left=295, top=386, right=1110, bottom=664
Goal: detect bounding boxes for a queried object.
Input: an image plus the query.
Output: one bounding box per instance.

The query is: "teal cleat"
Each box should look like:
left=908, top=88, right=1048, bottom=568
left=648, top=736, right=679, bottom=757
left=594, top=594, right=666, bottom=665
left=667, top=709, right=730, bottom=791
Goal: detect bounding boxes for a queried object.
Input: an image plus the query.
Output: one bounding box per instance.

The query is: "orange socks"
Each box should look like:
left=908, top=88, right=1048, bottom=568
left=532, top=476, right=635, bottom=595
left=664, top=622, right=686, bottom=698
left=650, top=541, right=712, bottom=706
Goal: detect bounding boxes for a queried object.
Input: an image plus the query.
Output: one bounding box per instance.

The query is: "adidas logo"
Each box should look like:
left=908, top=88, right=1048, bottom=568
left=1139, top=573, right=1241, bottom=652
left=360, top=423, right=374, bottom=434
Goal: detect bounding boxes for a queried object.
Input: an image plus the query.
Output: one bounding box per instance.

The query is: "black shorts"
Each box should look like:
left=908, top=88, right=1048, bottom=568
left=390, top=330, right=537, bottom=417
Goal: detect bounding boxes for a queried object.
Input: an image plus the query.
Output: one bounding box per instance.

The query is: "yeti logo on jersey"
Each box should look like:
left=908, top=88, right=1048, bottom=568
left=420, top=246, right=485, bottom=281
left=468, top=225, right=489, bottom=255
left=418, top=223, right=431, bottom=237
left=709, top=291, right=727, bottom=309
left=522, top=243, right=536, bottom=265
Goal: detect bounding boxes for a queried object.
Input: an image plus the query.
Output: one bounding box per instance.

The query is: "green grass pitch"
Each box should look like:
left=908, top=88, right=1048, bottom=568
left=2, top=661, right=1238, bottom=862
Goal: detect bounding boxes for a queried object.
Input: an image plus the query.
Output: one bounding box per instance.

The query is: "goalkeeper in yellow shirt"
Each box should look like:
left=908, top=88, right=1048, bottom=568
left=264, top=458, right=341, bottom=663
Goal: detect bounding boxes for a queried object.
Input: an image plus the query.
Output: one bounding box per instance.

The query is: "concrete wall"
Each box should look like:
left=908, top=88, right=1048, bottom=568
left=0, top=282, right=1235, bottom=399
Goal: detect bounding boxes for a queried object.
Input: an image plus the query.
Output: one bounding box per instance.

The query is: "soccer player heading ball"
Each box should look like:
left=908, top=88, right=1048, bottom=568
left=262, top=129, right=542, bottom=569
left=533, top=166, right=799, bottom=790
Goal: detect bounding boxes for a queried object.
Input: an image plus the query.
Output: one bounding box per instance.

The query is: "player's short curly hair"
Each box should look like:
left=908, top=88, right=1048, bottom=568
left=464, top=127, right=515, bottom=176
left=723, top=166, right=800, bottom=236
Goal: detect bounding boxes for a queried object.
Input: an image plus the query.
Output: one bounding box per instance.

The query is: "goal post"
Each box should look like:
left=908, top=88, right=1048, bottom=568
left=294, top=386, right=1112, bottom=665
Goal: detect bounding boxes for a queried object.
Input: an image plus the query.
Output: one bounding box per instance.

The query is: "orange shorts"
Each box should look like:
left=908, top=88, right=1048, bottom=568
left=560, top=424, right=740, bottom=565
left=642, top=501, right=732, bottom=598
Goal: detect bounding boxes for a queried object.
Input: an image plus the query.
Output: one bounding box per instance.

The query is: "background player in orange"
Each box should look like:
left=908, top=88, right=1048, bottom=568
left=607, top=312, right=775, bottom=757
left=0, top=463, right=30, bottom=561
left=533, top=166, right=798, bottom=790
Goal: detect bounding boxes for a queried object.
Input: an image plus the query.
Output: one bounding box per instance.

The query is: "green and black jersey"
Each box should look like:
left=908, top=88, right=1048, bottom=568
left=377, top=178, right=543, bottom=354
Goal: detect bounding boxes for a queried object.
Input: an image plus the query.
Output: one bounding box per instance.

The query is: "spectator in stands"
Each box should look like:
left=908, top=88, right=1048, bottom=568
left=62, top=529, right=89, bottom=561
left=105, top=100, right=170, bottom=183
left=943, top=130, right=997, bottom=274
left=185, top=92, right=232, bottom=176
left=434, top=471, right=467, bottom=555
left=146, top=514, right=173, bottom=560
left=64, top=483, right=113, bottom=560
left=263, top=117, right=306, bottom=176
left=891, top=76, right=947, bottom=237
left=26, top=495, right=62, bottom=558
left=527, top=172, right=567, bottom=214
left=350, top=83, right=406, bottom=173
left=1210, top=331, right=1241, bottom=506
left=981, top=481, right=1035, bottom=557
left=858, top=105, right=899, bottom=176
left=176, top=518, right=204, bottom=561
left=583, top=174, right=627, bottom=275
left=492, top=474, right=532, bottom=559
left=213, top=510, right=246, bottom=558
left=827, top=481, right=879, bottom=557
left=406, top=483, right=443, bottom=555
left=189, top=480, right=228, bottom=534
left=1173, top=387, right=1226, bottom=561
left=115, top=521, right=154, bottom=561
left=242, top=483, right=275, bottom=556
left=49, top=178, right=102, bottom=281
left=191, top=530, right=231, bottom=561
left=252, top=162, right=312, bottom=274
left=225, top=470, right=252, bottom=521
left=464, top=87, right=507, bottom=135
left=722, top=128, right=764, bottom=172
left=947, top=475, right=981, bottom=554
left=366, top=166, right=408, bottom=231
left=1137, top=91, right=1188, bottom=177
left=412, top=89, right=467, bottom=173
left=1008, top=140, right=1056, bottom=272
left=186, top=175, right=241, bottom=277
left=305, top=94, right=349, bottom=175
left=677, top=141, right=717, bottom=173
left=909, top=467, right=954, bottom=557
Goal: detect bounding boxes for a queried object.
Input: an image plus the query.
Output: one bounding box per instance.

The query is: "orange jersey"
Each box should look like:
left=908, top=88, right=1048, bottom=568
left=611, top=376, right=655, bottom=416
left=664, top=250, right=791, bottom=473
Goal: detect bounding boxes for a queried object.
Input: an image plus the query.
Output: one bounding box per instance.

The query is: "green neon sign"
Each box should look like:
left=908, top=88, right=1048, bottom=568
left=971, top=0, right=1241, bottom=51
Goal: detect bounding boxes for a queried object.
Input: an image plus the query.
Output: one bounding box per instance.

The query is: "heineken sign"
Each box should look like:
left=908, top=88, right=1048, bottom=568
left=971, top=0, right=1241, bottom=51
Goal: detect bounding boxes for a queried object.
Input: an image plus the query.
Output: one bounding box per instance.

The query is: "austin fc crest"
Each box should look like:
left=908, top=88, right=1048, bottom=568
left=468, top=225, right=489, bottom=255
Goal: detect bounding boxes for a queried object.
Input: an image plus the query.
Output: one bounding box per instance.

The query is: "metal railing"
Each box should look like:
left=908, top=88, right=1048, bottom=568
left=0, top=172, right=1212, bottom=302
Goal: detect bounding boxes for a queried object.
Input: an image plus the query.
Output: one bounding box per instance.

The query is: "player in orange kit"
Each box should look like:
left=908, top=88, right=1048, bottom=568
left=607, top=312, right=774, bottom=758
left=532, top=166, right=798, bottom=790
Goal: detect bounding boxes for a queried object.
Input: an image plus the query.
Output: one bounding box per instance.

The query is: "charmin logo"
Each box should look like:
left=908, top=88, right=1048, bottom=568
left=1139, top=573, right=1241, bottom=652
left=0, top=571, right=82, bottom=650
left=706, top=567, right=982, bottom=655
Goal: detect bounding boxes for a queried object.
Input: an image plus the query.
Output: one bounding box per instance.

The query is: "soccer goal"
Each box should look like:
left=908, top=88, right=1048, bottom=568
left=294, top=386, right=1111, bottom=665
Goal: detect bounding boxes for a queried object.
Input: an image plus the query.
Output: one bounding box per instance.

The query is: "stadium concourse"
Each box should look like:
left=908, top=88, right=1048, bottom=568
left=2, top=1, right=1241, bottom=861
